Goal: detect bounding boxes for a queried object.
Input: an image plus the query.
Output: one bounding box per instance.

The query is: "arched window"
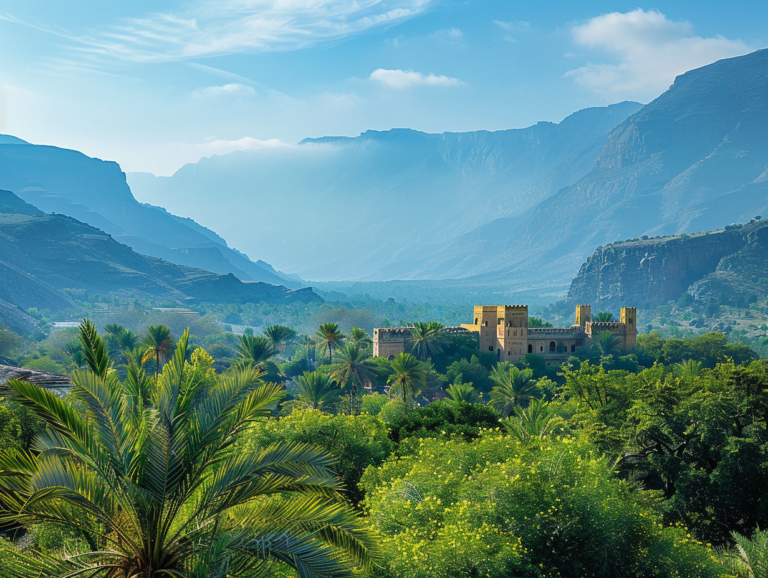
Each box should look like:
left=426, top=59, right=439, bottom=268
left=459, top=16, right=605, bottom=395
left=387, top=355, right=395, bottom=361
left=539, top=345, right=544, bottom=352
left=527, top=344, right=533, bottom=353
left=549, top=341, right=556, bottom=352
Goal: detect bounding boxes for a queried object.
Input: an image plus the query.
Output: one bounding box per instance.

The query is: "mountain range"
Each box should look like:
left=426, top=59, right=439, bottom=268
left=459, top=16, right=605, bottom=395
left=127, top=49, right=768, bottom=291
left=0, top=138, right=300, bottom=287
left=127, top=102, right=643, bottom=281
left=0, top=189, right=319, bottom=333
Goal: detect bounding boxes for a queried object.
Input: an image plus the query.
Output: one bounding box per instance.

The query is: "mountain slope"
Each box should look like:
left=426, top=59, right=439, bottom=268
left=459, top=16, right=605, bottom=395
left=127, top=102, right=642, bottom=281
left=481, top=49, right=768, bottom=286
left=0, top=190, right=320, bottom=319
left=0, top=140, right=296, bottom=286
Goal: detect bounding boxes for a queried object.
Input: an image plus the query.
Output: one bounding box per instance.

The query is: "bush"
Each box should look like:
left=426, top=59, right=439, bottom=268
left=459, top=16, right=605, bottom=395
left=246, top=409, right=392, bottom=505
left=386, top=400, right=499, bottom=446
left=362, top=433, right=722, bottom=578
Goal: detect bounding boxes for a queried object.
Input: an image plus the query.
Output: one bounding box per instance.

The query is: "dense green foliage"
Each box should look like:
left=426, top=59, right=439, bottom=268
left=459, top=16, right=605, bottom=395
left=3, top=314, right=768, bottom=577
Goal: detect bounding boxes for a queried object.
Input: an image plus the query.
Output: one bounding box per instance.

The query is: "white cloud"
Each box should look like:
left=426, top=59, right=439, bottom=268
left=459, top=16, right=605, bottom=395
left=192, top=83, right=257, bottom=98
left=494, top=20, right=530, bottom=32
left=369, top=68, right=465, bottom=89
left=68, top=0, right=434, bottom=62
left=566, top=9, right=750, bottom=100
left=429, top=27, right=463, bottom=43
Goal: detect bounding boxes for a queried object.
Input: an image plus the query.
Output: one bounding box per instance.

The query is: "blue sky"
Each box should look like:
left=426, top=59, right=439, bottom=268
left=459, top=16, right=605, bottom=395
left=0, top=1, right=765, bottom=174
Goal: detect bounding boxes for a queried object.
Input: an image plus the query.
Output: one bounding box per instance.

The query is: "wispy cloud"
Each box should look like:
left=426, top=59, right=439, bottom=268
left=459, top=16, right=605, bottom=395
left=429, top=27, right=463, bottom=44
left=50, top=0, right=434, bottom=63
left=192, top=83, right=257, bottom=98
left=370, top=68, right=464, bottom=88
left=566, top=9, right=749, bottom=99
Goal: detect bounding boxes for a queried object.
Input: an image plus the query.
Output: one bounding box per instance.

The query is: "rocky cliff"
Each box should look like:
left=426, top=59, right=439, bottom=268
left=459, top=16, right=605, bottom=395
left=565, top=219, right=768, bottom=310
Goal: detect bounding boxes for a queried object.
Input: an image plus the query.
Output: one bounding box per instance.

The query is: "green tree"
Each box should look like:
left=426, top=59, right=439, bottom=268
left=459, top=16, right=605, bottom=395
left=0, top=323, right=374, bottom=577
left=405, top=321, right=447, bottom=361
left=387, top=353, right=426, bottom=405
left=594, top=311, right=615, bottom=322
left=725, top=529, right=768, bottom=578
left=248, top=409, right=393, bottom=507
left=264, top=324, right=296, bottom=349
left=315, top=322, right=345, bottom=364
left=349, top=327, right=372, bottom=348
left=236, top=334, right=277, bottom=368
left=445, top=375, right=481, bottom=404
left=294, top=370, right=339, bottom=411
left=488, top=362, right=536, bottom=417
left=142, top=324, right=173, bottom=376
left=331, top=343, right=375, bottom=412
left=503, top=398, right=556, bottom=444
left=594, top=329, right=622, bottom=355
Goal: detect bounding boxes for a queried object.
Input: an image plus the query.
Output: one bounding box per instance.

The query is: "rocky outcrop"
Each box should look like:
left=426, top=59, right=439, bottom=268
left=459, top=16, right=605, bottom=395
left=565, top=220, right=768, bottom=309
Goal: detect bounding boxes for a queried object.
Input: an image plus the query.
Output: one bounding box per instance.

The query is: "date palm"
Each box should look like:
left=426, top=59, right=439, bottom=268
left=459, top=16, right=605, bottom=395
left=264, top=324, right=296, bottom=349
left=488, top=362, right=536, bottom=417
left=0, top=319, right=374, bottom=578
left=295, top=370, right=339, bottom=410
left=445, top=377, right=481, bottom=404
left=331, top=344, right=375, bottom=411
left=236, top=335, right=277, bottom=369
left=349, top=328, right=372, bottom=349
left=405, top=321, right=447, bottom=361
left=594, top=311, right=614, bottom=322
left=387, top=352, right=426, bottom=406
left=315, top=323, right=345, bottom=365
left=142, top=324, right=173, bottom=376
left=594, top=330, right=622, bottom=355
left=503, top=398, right=555, bottom=444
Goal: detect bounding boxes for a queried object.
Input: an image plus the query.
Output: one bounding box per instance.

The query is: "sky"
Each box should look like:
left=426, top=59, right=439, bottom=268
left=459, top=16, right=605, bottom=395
left=0, top=1, right=765, bottom=175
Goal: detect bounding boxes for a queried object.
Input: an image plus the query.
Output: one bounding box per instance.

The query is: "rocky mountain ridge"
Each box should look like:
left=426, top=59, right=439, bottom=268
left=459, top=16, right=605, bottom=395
left=0, top=138, right=299, bottom=287
left=0, top=190, right=320, bottom=332
left=127, top=102, right=643, bottom=281
left=564, top=219, right=768, bottom=310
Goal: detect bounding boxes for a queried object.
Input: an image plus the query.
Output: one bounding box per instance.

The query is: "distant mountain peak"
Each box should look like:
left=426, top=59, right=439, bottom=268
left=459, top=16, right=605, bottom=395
left=0, top=134, right=30, bottom=145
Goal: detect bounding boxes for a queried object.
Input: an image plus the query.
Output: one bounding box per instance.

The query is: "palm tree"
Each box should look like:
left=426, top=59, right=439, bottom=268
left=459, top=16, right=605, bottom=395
left=142, top=324, right=173, bottom=376
left=676, top=359, right=702, bottom=379
left=349, top=327, right=372, bottom=349
left=295, top=370, right=340, bottom=410
left=445, top=376, right=481, bottom=404
left=725, top=529, right=768, bottom=578
left=488, top=362, right=536, bottom=417
left=315, top=322, right=345, bottom=364
left=406, top=321, right=447, bottom=361
left=387, top=352, right=427, bottom=405
left=594, top=311, right=614, bottom=322
left=503, top=398, right=555, bottom=444
left=236, top=334, right=277, bottom=368
left=264, top=324, right=296, bottom=349
left=63, top=341, right=86, bottom=370
left=331, top=343, right=376, bottom=411
left=594, top=330, right=622, bottom=355
left=0, top=320, right=375, bottom=578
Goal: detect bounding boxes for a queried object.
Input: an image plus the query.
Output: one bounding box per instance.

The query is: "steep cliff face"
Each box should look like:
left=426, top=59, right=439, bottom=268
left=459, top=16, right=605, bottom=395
left=565, top=220, right=768, bottom=309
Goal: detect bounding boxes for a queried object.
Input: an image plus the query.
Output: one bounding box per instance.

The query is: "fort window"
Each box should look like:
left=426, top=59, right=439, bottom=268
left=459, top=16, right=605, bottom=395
left=474, top=318, right=478, bottom=325
left=539, top=345, right=544, bottom=352
left=488, top=346, right=493, bottom=352
left=387, top=355, right=395, bottom=361
left=549, top=341, right=556, bottom=352
left=571, top=344, right=576, bottom=352
left=528, top=344, right=533, bottom=353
